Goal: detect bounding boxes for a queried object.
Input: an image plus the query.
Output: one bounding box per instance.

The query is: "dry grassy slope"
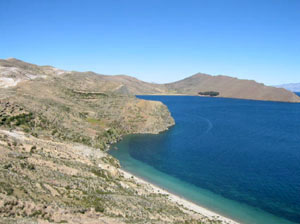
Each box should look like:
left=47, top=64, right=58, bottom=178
left=0, top=58, right=166, bottom=95
left=103, top=75, right=168, bottom=95
left=0, top=130, right=223, bottom=224
left=0, top=58, right=174, bottom=150
left=166, top=73, right=300, bottom=102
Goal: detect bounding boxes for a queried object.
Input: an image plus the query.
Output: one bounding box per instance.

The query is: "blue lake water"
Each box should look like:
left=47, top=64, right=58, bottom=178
left=109, top=95, right=300, bottom=224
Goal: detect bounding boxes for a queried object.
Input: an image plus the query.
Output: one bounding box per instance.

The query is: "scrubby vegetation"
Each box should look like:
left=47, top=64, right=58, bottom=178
left=198, top=91, right=220, bottom=97
left=0, top=132, right=225, bottom=224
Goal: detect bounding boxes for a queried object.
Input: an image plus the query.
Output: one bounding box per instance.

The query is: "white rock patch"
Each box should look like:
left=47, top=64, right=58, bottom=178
left=0, top=77, right=21, bottom=88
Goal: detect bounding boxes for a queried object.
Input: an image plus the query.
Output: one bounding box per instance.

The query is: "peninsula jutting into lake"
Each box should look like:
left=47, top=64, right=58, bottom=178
left=110, top=95, right=300, bottom=224
left=1, top=1, right=300, bottom=223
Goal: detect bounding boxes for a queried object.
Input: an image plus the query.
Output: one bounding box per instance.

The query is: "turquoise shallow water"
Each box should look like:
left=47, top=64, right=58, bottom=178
left=109, top=96, right=300, bottom=224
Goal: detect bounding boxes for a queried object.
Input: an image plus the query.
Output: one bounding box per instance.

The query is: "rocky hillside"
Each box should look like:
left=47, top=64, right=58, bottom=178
left=0, top=58, right=230, bottom=224
left=0, top=129, right=227, bottom=224
left=0, top=58, right=174, bottom=150
left=0, top=58, right=167, bottom=96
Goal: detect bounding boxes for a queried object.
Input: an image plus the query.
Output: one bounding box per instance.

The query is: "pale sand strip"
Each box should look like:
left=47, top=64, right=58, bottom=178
left=121, top=169, right=240, bottom=224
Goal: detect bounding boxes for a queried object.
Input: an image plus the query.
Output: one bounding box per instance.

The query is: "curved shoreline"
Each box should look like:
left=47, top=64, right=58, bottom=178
left=120, top=169, right=240, bottom=224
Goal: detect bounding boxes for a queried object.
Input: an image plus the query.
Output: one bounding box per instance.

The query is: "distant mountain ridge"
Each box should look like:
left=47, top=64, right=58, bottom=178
left=274, top=83, right=300, bottom=92
left=0, top=58, right=299, bottom=103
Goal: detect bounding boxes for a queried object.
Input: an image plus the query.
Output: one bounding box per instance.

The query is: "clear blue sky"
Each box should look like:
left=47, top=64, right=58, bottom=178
left=0, top=0, right=299, bottom=85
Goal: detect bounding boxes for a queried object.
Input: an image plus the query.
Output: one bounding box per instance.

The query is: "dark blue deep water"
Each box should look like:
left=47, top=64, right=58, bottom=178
left=110, top=96, right=300, bottom=224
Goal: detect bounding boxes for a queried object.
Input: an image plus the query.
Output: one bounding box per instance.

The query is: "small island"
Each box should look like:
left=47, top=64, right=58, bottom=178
left=198, top=91, right=220, bottom=97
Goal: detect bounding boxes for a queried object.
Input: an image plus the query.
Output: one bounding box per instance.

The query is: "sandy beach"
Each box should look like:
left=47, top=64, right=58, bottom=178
left=121, top=169, right=240, bottom=224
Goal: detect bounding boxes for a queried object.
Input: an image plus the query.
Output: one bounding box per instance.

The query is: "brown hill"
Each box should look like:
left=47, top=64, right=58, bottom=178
left=166, top=73, right=300, bottom=102
left=106, top=73, right=300, bottom=102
